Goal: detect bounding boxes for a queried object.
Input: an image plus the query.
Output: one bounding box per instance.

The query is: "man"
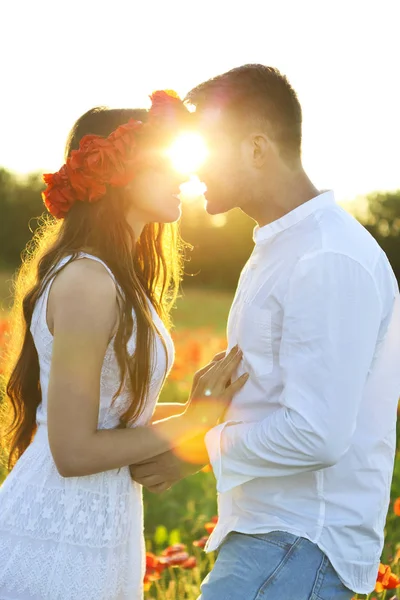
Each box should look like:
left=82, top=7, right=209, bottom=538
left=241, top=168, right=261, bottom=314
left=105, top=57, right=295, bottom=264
left=130, top=65, right=400, bottom=599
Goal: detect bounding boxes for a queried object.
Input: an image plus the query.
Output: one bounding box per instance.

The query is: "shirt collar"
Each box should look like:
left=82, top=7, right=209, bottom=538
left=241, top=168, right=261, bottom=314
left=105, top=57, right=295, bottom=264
left=253, top=190, right=336, bottom=244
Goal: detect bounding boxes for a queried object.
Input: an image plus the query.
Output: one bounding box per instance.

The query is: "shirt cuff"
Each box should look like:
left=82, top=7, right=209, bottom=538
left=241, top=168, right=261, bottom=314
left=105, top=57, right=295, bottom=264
left=204, top=420, right=256, bottom=493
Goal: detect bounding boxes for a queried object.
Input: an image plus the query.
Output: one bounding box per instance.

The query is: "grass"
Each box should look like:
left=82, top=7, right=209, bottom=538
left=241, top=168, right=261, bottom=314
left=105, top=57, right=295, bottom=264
left=0, top=270, right=234, bottom=328
left=172, top=287, right=233, bottom=333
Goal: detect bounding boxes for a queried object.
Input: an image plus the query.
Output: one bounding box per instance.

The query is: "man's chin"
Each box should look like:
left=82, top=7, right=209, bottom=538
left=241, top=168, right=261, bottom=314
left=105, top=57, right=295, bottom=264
left=204, top=197, right=230, bottom=215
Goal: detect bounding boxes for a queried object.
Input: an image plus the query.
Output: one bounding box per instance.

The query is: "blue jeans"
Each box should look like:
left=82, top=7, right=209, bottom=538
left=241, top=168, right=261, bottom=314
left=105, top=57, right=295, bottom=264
left=198, top=531, right=354, bottom=600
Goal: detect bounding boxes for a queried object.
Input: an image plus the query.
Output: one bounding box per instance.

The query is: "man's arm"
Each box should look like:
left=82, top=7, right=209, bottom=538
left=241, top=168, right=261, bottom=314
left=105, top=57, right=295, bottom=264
left=205, top=251, right=383, bottom=493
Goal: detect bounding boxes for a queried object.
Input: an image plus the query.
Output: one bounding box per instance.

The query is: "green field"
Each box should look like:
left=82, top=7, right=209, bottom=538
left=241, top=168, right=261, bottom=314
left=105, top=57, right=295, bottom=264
left=172, top=288, right=233, bottom=332
left=0, top=269, right=233, bottom=329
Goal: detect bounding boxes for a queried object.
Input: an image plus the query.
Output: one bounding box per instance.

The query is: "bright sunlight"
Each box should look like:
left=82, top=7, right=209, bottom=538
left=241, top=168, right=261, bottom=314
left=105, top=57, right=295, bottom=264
left=179, top=175, right=207, bottom=201
left=167, top=132, right=208, bottom=175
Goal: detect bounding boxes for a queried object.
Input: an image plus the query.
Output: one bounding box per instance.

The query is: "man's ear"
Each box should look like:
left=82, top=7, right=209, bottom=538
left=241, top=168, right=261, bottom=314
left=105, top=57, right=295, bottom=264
left=252, top=133, right=270, bottom=168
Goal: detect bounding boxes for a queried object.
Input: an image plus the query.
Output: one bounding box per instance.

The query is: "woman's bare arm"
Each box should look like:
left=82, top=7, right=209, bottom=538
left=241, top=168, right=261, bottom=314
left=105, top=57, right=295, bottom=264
left=151, top=403, right=187, bottom=423
left=150, top=351, right=226, bottom=424
left=46, top=259, right=245, bottom=478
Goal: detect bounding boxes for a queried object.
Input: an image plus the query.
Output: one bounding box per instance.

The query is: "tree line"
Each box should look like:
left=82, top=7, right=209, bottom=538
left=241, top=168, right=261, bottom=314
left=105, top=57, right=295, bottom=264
left=0, top=167, right=399, bottom=290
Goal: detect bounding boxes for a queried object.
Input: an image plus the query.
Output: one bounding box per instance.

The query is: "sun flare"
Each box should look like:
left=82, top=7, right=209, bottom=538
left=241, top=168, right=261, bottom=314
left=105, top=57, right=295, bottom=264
left=179, top=175, right=207, bottom=202
left=167, top=132, right=208, bottom=175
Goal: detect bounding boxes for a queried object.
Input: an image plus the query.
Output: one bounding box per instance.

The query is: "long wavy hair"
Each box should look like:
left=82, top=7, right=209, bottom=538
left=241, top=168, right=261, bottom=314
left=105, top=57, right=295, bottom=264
left=1, top=107, right=186, bottom=473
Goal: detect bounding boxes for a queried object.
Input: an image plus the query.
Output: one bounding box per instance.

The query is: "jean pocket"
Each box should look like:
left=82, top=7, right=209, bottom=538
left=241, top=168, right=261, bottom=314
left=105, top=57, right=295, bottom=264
left=313, top=556, right=354, bottom=600
left=240, top=530, right=300, bottom=551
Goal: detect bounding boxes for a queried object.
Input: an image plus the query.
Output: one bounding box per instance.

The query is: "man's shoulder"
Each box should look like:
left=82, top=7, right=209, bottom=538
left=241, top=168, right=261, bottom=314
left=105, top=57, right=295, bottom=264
left=312, top=203, right=383, bottom=273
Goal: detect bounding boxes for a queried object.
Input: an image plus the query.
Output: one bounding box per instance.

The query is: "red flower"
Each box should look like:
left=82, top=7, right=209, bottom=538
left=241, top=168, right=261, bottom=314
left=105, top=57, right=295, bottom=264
left=393, top=497, right=400, bottom=516
left=181, top=556, right=197, bottom=569
left=375, top=563, right=400, bottom=592
left=143, top=545, right=197, bottom=590
left=66, top=158, right=107, bottom=203
left=150, top=90, right=182, bottom=117
left=143, top=551, right=168, bottom=590
left=193, top=535, right=209, bottom=549
left=42, top=165, right=77, bottom=218
left=108, top=117, right=142, bottom=147
left=148, top=90, right=189, bottom=134
left=161, top=543, right=187, bottom=556
left=165, top=551, right=190, bottom=566
left=143, top=570, right=161, bottom=592
left=204, top=521, right=217, bottom=535
left=70, top=136, right=115, bottom=186
left=146, top=552, right=168, bottom=574
left=145, top=552, right=159, bottom=570
left=192, top=518, right=218, bottom=549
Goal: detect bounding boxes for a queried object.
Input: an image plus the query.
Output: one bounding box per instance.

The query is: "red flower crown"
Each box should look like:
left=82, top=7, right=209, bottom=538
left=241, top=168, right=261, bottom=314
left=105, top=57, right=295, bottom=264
left=42, top=90, right=186, bottom=219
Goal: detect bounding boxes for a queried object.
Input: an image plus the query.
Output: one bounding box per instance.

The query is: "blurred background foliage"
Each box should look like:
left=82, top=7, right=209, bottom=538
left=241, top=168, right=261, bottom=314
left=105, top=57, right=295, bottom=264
left=1, top=166, right=398, bottom=296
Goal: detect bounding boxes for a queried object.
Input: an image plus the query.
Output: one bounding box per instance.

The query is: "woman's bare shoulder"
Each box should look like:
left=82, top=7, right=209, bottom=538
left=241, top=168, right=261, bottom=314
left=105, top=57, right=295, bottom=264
left=48, top=258, right=118, bottom=333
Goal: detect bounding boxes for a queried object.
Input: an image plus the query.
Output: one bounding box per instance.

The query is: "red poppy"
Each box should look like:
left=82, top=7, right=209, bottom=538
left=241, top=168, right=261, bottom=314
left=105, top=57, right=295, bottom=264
left=375, top=563, right=400, bottom=592
left=149, top=90, right=183, bottom=124
left=161, top=543, right=187, bottom=556
left=147, top=552, right=168, bottom=574
left=42, top=165, right=77, bottom=218
left=66, top=158, right=107, bottom=203
left=143, top=570, right=161, bottom=592
left=165, top=551, right=190, bottom=567
left=204, top=521, right=217, bottom=535
left=145, top=552, right=159, bottom=570
left=393, top=497, right=400, bottom=516
left=193, top=536, right=209, bottom=549
left=181, top=556, right=197, bottom=569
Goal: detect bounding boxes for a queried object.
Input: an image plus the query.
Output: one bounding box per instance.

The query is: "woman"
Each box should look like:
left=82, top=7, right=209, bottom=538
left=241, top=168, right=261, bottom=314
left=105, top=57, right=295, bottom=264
left=0, top=90, right=248, bottom=600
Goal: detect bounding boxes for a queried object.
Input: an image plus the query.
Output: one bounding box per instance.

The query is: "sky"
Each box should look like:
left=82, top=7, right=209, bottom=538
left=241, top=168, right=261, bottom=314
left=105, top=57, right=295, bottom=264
left=1, top=0, right=399, bottom=203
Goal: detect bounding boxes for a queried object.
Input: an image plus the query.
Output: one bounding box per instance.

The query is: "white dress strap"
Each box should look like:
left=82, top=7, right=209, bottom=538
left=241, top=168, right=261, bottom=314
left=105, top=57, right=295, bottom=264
left=76, top=252, right=117, bottom=286
left=76, top=252, right=124, bottom=300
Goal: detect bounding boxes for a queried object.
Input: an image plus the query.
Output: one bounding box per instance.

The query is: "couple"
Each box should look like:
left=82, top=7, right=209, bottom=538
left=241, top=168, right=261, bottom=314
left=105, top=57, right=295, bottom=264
left=0, top=64, right=399, bottom=600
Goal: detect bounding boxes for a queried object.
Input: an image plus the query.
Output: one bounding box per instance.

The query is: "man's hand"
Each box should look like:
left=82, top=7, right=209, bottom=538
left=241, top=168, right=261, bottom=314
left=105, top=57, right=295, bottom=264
left=129, top=447, right=206, bottom=493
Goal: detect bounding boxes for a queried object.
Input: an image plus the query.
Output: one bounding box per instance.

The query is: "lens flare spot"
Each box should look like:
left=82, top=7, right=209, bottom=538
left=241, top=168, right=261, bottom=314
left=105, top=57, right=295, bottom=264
left=167, top=133, right=208, bottom=175
left=210, top=214, right=227, bottom=228
left=179, top=175, right=207, bottom=203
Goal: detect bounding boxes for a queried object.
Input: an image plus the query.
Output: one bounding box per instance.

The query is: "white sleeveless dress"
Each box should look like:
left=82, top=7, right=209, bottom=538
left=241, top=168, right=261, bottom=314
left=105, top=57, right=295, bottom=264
left=0, top=253, right=175, bottom=600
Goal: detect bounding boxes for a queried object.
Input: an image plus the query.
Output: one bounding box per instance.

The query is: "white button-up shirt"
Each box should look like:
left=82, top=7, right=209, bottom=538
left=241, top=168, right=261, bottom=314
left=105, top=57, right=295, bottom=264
left=204, top=191, right=400, bottom=595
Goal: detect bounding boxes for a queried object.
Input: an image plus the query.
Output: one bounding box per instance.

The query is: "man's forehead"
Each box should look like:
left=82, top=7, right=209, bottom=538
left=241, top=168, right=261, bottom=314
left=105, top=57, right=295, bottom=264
left=192, top=105, right=224, bottom=134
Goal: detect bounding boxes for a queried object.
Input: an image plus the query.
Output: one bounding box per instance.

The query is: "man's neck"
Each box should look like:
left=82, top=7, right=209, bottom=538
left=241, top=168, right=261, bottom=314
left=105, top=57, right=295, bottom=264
left=244, top=169, right=320, bottom=228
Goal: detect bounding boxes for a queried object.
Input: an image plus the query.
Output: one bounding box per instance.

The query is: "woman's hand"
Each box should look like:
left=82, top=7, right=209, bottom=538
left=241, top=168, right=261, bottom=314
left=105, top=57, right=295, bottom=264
left=184, top=345, right=248, bottom=429
left=189, top=350, right=227, bottom=397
